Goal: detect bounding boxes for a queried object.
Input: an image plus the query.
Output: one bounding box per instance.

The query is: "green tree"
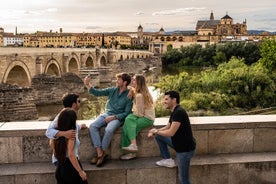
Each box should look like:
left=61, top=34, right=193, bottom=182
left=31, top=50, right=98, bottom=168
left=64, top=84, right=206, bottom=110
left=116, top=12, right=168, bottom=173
left=155, top=57, right=276, bottom=116
left=259, top=39, right=276, bottom=71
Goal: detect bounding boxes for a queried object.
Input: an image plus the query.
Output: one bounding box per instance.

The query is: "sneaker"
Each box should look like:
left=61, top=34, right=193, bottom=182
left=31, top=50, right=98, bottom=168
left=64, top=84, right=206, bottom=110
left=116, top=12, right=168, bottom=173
left=156, top=158, right=177, bottom=168
left=120, top=153, right=137, bottom=160
left=122, top=144, right=138, bottom=152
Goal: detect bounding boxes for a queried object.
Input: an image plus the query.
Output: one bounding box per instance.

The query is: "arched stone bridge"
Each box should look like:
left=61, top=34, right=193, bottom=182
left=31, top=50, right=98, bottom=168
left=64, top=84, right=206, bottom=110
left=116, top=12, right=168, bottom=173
left=0, top=48, right=154, bottom=87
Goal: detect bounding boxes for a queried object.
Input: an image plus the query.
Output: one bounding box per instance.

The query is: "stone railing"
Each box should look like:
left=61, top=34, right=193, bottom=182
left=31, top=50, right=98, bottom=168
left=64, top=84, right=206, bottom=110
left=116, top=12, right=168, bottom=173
left=1, top=115, right=275, bottom=164
left=1, top=115, right=276, bottom=184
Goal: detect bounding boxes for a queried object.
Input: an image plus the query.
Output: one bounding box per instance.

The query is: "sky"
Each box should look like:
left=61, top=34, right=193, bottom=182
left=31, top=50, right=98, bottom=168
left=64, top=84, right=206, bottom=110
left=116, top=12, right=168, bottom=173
left=0, top=0, right=276, bottom=34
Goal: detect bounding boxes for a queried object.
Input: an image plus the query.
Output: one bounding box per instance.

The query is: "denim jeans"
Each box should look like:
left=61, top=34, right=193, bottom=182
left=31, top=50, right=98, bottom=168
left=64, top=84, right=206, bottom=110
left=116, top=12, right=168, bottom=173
left=155, top=134, right=174, bottom=159
left=155, top=134, right=195, bottom=184
left=176, top=150, right=195, bottom=184
left=89, top=113, right=122, bottom=151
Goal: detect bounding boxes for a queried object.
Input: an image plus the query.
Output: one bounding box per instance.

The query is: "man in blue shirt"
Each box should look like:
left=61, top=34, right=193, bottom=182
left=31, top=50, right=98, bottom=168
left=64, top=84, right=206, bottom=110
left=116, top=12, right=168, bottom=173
left=84, top=72, right=133, bottom=167
left=45, top=93, right=86, bottom=165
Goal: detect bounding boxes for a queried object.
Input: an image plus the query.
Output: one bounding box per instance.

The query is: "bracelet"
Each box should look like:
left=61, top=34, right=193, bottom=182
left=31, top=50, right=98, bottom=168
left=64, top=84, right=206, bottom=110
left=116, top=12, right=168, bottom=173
left=78, top=170, right=83, bottom=173
left=154, top=129, right=158, bottom=134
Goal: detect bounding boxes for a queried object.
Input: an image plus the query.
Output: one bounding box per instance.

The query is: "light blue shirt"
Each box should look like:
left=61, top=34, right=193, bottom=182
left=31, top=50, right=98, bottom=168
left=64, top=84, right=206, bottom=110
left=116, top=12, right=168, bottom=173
left=45, top=114, right=81, bottom=164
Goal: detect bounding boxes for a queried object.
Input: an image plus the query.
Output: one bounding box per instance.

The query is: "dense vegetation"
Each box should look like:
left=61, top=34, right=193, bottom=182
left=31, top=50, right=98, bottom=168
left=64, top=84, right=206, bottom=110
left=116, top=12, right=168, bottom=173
left=162, top=42, right=261, bottom=68
left=155, top=40, right=276, bottom=116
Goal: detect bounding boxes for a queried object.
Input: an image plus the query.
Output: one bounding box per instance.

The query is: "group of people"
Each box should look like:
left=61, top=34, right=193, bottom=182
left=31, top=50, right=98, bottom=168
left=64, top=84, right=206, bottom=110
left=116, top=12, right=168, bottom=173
left=45, top=72, right=196, bottom=184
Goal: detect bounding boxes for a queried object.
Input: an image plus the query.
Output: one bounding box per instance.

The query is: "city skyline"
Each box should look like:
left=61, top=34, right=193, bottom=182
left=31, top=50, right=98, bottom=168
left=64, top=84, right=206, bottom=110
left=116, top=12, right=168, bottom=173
left=0, top=0, right=276, bottom=34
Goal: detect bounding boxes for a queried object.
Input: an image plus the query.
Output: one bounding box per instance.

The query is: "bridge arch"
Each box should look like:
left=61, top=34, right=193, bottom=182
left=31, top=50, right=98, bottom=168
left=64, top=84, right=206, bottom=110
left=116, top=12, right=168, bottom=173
left=68, top=57, right=79, bottom=74
left=120, top=55, right=123, bottom=61
left=99, top=53, right=107, bottom=66
left=44, top=59, right=61, bottom=76
left=112, top=55, right=117, bottom=63
left=2, top=60, right=32, bottom=87
left=66, top=53, right=80, bottom=74
left=85, top=56, right=94, bottom=68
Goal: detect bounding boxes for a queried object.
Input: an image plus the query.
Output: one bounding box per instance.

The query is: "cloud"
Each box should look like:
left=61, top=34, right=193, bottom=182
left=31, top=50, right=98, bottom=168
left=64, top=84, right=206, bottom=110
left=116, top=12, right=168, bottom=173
left=24, top=8, right=57, bottom=16
left=47, top=8, right=58, bottom=12
left=152, top=7, right=205, bottom=16
left=86, top=26, right=102, bottom=30
left=144, top=22, right=159, bottom=26
left=134, top=11, right=144, bottom=16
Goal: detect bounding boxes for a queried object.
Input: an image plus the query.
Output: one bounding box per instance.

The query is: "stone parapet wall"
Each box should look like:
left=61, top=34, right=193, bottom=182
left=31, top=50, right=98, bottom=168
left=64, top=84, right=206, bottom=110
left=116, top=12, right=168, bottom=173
left=1, top=115, right=276, bottom=184
left=1, top=115, right=275, bottom=164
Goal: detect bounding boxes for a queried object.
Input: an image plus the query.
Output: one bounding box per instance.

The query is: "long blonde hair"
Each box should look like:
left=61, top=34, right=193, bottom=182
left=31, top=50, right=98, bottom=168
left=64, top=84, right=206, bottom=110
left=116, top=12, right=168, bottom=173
left=133, top=74, right=153, bottom=108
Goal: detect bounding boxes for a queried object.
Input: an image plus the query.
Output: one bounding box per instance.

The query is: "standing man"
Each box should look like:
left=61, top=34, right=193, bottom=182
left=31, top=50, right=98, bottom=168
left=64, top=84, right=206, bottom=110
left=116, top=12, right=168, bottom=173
left=84, top=72, right=133, bottom=167
left=148, top=90, right=196, bottom=184
left=45, top=93, right=87, bottom=165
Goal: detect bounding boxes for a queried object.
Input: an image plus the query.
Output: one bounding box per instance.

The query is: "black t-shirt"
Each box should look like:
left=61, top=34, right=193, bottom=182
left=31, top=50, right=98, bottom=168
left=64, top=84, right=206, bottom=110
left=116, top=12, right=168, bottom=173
left=169, top=105, right=196, bottom=152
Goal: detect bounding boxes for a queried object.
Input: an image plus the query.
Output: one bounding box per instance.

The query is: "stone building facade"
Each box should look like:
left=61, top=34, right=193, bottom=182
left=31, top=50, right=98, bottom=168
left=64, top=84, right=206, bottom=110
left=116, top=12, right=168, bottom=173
left=196, top=11, right=247, bottom=36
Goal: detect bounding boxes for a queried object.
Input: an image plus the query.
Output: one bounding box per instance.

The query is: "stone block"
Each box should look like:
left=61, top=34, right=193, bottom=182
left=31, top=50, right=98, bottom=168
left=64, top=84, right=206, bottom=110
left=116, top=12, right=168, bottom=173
left=246, top=162, right=276, bottom=184
left=0, top=176, right=14, bottom=184
left=15, top=174, right=55, bottom=184
left=193, top=130, right=208, bottom=155
left=228, top=162, right=276, bottom=184
left=209, top=129, right=253, bottom=154
left=135, top=132, right=161, bottom=157
left=228, top=164, right=250, bottom=184
left=190, top=164, right=228, bottom=184
left=23, top=135, right=51, bottom=163
left=253, top=128, right=276, bottom=152
left=127, top=167, right=177, bottom=184
left=88, top=169, right=125, bottom=184
left=78, top=130, right=96, bottom=162
left=110, top=131, right=122, bottom=159
left=110, top=128, right=174, bottom=159
left=0, top=137, right=23, bottom=163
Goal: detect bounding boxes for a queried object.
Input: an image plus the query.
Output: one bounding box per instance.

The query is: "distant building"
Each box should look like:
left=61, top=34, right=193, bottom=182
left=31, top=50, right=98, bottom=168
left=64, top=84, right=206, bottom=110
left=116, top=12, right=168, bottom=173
left=0, top=27, right=24, bottom=47
left=0, top=27, right=3, bottom=46
left=1, top=11, right=275, bottom=50
left=196, top=11, right=247, bottom=43
left=23, top=29, right=76, bottom=48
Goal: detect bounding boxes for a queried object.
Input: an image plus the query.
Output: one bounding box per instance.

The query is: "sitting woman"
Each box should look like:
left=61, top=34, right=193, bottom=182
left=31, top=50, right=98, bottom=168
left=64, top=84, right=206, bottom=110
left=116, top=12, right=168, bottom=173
left=53, top=108, right=88, bottom=184
left=121, top=74, right=155, bottom=160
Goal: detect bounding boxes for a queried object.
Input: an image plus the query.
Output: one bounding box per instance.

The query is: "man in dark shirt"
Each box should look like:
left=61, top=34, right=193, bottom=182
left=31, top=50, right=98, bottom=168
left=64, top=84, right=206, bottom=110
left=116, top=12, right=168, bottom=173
left=148, top=90, right=196, bottom=184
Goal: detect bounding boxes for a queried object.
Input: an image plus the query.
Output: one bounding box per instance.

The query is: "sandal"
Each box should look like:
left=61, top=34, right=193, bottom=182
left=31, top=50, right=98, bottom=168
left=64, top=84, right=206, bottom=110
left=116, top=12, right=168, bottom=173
left=96, top=152, right=108, bottom=167
left=90, top=156, right=98, bottom=164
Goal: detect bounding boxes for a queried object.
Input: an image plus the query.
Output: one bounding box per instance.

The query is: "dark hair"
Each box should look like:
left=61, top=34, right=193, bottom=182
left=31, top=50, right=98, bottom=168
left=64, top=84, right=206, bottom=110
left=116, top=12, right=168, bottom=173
left=54, top=108, right=77, bottom=164
left=165, top=90, right=180, bottom=104
left=116, top=72, right=131, bottom=86
left=62, top=93, right=79, bottom=108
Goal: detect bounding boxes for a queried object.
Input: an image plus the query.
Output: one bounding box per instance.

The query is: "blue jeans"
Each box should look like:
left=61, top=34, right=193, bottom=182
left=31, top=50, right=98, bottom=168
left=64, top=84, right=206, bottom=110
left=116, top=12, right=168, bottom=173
left=89, top=113, right=122, bottom=151
left=155, top=134, right=174, bottom=159
left=176, top=150, right=195, bottom=184
left=155, top=134, right=195, bottom=184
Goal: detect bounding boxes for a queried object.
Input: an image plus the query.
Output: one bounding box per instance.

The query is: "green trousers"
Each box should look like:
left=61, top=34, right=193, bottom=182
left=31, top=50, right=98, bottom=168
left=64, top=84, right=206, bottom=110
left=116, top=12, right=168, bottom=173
left=121, top=113, right=154, bottom=147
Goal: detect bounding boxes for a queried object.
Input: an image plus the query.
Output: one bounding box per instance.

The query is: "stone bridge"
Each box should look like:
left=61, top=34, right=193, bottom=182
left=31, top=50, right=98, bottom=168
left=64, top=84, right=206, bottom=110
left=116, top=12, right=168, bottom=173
left=0, top=48, right=154, bottom=87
